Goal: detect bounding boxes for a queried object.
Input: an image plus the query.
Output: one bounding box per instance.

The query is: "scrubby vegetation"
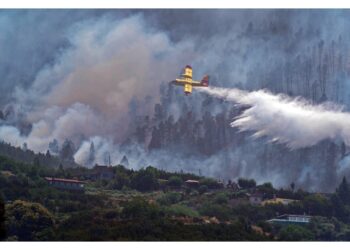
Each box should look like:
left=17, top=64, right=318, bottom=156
left=2, top=153, right=350, bottom=241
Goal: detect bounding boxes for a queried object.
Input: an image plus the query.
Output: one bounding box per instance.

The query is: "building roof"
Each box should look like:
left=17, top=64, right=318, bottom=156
left=185, top=180, right=199, bottom=184
left=276, top=214, right=312, bottom=219
left=262, top=197, right=299, bottom=205
left=267, top=214, right=312, bottom=224
left=45, top=177, right=85, bottom=184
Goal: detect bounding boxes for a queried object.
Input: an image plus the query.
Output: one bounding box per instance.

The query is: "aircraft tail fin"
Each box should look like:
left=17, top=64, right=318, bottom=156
left=201, top=75, right=209, bottom=86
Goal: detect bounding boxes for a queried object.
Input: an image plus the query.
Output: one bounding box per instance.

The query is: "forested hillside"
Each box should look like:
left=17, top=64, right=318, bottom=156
left=2, top=152, right=350, bottom=240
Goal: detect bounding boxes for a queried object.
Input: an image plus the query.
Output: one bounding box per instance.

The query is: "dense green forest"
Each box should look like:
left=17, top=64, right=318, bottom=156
left=1, top=151, right=350, bottom=241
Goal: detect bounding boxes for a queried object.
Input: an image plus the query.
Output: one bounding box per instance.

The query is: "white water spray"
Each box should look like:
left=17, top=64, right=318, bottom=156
left=199, top=86, right=350, bottom=149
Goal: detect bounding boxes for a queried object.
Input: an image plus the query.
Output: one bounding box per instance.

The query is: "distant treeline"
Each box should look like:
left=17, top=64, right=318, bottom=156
left=0, top=141, right=79, bottom=169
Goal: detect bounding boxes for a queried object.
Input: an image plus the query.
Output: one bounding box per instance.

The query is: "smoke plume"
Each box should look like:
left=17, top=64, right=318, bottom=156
left=3, top=10, right=350, bottom=191
left=0, top=14, right=195, bottom=154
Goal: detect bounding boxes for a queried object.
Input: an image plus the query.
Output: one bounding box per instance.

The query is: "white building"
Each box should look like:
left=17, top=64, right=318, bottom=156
left=267, top=214, right=311, bottom=225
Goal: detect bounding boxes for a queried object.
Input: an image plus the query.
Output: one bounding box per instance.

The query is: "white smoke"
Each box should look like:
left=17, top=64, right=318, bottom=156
left=73, top=136, right=120, bottom=167
left=0, top=103, right=104, bottom=152
left=0, top=14, right=196, bottom=165
left=199, top=86, right=350, bottom=149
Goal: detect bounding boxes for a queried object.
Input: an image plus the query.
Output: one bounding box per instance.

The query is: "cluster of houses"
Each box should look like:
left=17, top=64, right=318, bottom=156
left=247, top=192, right=313, bottom=225
left=84, top=165, right=115, bottom=180
left=248, top=193, right=299, bottom=206
left=43, top=165, right=312, bottom=226
left=190, top=182, right=312, bottom=225
left=45, top=164, right=115, bottom=191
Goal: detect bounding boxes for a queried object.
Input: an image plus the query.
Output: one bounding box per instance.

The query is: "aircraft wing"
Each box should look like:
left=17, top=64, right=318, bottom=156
left=192, top=75, right=209, bottom=87
left=170, top=65, right=193, bottom=86
left=169, top=66, right=208, bottom=94
left=170, top=80, right=186, bottom=86
left=191, top=81, right=202, bottom=86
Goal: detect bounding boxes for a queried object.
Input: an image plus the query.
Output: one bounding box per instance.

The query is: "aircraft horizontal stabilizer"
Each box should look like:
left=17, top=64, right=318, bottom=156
left=201, top=75, right=209, bottom=86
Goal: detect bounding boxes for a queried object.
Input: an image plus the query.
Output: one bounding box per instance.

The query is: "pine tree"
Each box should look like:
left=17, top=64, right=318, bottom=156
left=290, top=182, right=295, bottom=192
left=120, top=155, right=129, bottom=167
left=46, top=150, right=51, bottom=158
left=59, top=139, right=75, bottom=162
left=337, top=176, right=350, bottom=205
left=48, top=139, right=59, bottom=154
left=88, top=142, right=95, bottom=166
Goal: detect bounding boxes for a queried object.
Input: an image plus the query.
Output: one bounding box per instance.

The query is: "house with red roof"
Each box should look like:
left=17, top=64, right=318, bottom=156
left=45, top=177, right=85, bottom=191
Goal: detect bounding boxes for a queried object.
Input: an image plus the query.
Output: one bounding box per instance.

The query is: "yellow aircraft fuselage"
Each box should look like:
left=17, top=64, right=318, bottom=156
left=170, top=65, right=209, bottom=95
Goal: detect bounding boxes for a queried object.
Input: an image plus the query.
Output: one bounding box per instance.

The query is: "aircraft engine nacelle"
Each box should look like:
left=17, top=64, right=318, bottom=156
left=184, top=83, right=192, bottom=95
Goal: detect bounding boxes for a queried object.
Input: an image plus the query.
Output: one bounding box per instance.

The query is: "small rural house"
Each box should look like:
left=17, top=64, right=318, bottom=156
left=45, top=177, right=85, bottom=191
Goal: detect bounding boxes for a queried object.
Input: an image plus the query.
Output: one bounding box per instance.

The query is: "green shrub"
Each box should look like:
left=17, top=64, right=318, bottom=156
left=5, top=200, right=55, bottom=240
left=238, top=178, right=256, bottom=189
left=214, top=193, right=229, bottom=205
left=168, top=176, right=183, bottom=188
left=278, top=225, right=315, bottom=241
left=130, top=168, right=159, bottom=192
left=199, top=202, right=231, bottom=221
left=122, top=197, right=163, bottom=220
left=157, top=192, right=182, bottom=206
left=165, top=204, right=200, bottom=218
left=198, top=185, right=208, bottom=194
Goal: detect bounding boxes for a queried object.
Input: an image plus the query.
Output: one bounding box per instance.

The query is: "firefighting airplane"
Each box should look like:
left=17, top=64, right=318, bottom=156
left=169, top=65, right=209, bottom=95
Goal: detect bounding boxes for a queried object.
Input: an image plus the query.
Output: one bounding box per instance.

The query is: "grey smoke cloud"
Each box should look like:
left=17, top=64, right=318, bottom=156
left=0, top=103, right=103, bottom=152
left=1, top=14, right=196, bottom=153
left=16, top=14, right=195, bottom=112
